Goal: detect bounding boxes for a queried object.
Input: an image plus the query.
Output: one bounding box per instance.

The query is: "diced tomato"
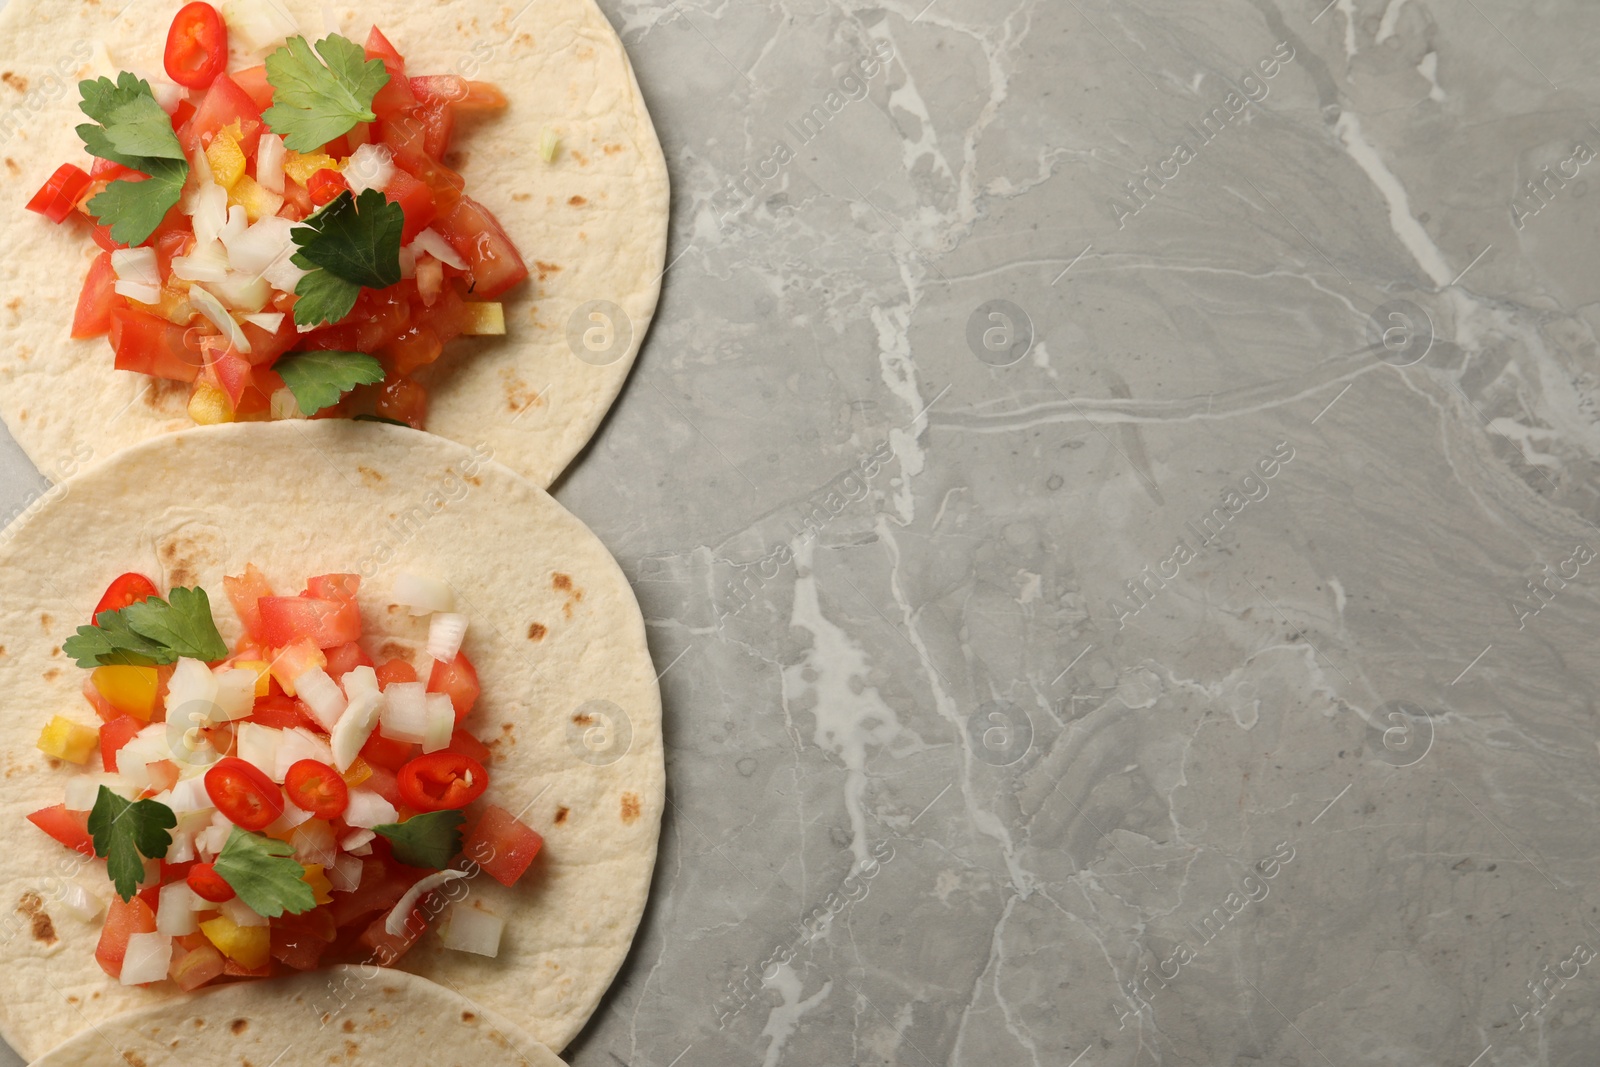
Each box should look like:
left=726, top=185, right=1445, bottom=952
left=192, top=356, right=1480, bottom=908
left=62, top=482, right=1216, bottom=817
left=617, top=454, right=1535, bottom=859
left=269, top=638, right=326, bottom=695
left=158, top=859, right=196, bottom=885
left=374, top=375, right=429, bottom=427
left=323, top=641, right=373, bottom=681
left=364, top=27, right=417, bottom=117
left=230, top=64, right=274, bottom=111
left=223, top=563, right=274, bottom=644
left=236, top=315, right=300, bottom=368
left=26, top=164, right=92, bottom=224
left=433, top=196, right=527, bottom=298
left=305, top=574, right=360, bottom=601
left=329, top=856, right=414, bottom=926
left=82, top=675, right=120, bottom=723
left=96, top=897, right=157, bottom=978
left=222, top=956, right=274, bottom=978
left=99, top=715, right=144, bottom=772
left=359, top=909, right=425, bottom=964
left=383, top=143, right=464, bottom=215
left=93, top=573, right=159, bottom=622
left=362, top=762, right=404, bottom=808
left=257, top=595, right=362, bottom=649
left=185, top=73, right=263, bottom=156
left=171, top=940, right=226, bottom=990
left=26, top=805, right=94, bottom=856
left=410, top=76, right=508, bottom=113
left=170, top=97, right=197, bottom=133
left=397, top=752, right=488, bottom=811
left=72, top=251, right=119, bottom=339
left=280, top=178, right=312, bottom=220
left=90, top=223, right=127, bottom=252
left=284, top=759, right=349, bottom=818
left=374, top=659, right=418, bottom=689
left=245, top=693, right=319, bottom=731
left=359, top=729, right=413, bottom=773
left=204, top=348, right=256, bottom=412
left=110, top=307, right=203, bottom=383
left=164, top=2, right=227, bottom=90
left=384, top=168, right=436, bottom=244
left=270, top=911, right=333, bottom=970
left=205, top=757, right=285, bottom=830
left=187, top=861, right=235, bottom=902
left=307, top=168, right=348, bottom=207
left=427, top=652, right=479, bottom=722
left=89, top=157, right=131, bottom=181
left=463, top=805, right=543, bottom=887
left=448, top=728, right=491, bottom=764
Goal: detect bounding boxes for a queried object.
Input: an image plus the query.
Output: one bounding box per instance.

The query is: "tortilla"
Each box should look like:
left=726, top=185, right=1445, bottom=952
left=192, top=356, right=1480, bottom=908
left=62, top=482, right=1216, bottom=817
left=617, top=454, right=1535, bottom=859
left=0, top=421, right=664, bottom=1061
left=0, top=0, right=669, bottom=489
left=29, top=965, right=565, bottom=1066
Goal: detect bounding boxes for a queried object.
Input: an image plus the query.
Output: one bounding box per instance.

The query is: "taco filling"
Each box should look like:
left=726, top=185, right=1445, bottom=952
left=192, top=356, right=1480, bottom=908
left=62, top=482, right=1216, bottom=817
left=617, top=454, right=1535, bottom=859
left=24, top=2, right=529, bottom=428
left=28, top=567, right=543, bottom=989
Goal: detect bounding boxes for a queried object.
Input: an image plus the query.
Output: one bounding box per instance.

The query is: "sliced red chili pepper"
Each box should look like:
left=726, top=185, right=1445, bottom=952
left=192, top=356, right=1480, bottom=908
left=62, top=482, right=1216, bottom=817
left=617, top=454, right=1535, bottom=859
left=92, top=573, right=159, bottom=624
left=26, top=164, right=92, bottom=224
left=164, top=2, right=228, bottom=90
left=186, top=861, right=236, bottom=903
left=284, top=759, right=350, bottom=819
left=396, top=752, right=488, bottom=812
left=204, top=757, right=285, bottom=830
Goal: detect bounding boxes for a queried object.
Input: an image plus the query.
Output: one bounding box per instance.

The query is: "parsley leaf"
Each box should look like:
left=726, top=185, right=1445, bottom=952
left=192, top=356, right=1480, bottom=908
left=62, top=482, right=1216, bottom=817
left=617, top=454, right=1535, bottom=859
left=275, top=351, right=386, bottom=415
left=75, top=74, right=190, bottom=245
left=262, top=34, right=390, bottom=152
left=292, top=189, right=404, bottom=289
left=375, top=811, right=466, bottom=869
left=291, top=267, right=362, bottom=328
left=87, top=787, right=176, bottom=902
left=63, top=586, right=227, bottom=668
left=213, top=829, right=317, bottom=918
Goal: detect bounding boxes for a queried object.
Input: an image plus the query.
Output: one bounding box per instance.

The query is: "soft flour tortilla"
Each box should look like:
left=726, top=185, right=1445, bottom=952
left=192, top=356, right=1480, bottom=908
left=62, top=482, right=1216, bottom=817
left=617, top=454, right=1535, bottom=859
left=0, top=0, right=668, bottom=488
left=29, top=966, right=565, bottom=1066
left=0, top=421, right=664, bottom=1060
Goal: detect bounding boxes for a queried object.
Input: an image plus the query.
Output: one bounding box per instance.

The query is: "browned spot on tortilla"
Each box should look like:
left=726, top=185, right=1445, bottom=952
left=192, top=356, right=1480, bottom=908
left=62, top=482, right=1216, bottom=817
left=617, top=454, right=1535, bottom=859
left=17, top=892, right=56, bottom=944
left=604, top=143, right=623, bottom=155
left=554, top=806, right=569, bottom=825
left=50, top=646, right=61, bottom=657
left=3, top=158, right=17, bottom=175
left=466, top=475, right=482, bottom=487
left=572, top=150, right=589, bottom=166
left=461, top=1011, right=476, bottom=1022
left=568, top=195, right=587, bottom=207
left=621, top=792, right=641, bottom=824
left=378, top=641, right=411, bottom=662
left=67, top=995, right=78, bottom=1004
left=503, top=372, right=543, bottom=414
left=39, top=612, right=51, bottom=630
left=192, top=1018, right=203, bottom=1028
left=534, top=260, right=561, bottom=282
left=43, top=668, right=60, bottom=681
left=573, top=712, right=593, bottom=727
left=5, top=297, right=19, bottom=312
left=515, top=32, right=534, bottom=47
left=527, top=622, right=546, bottom=641
left=342, top=1019, right=355, bottom=1033
left=46, top=757, right=61, bottom=769
left=2, top=73, right=26, bottom=92
left=357, top=465, right=384, bottom=487
left=553, top=573, right=573, bottom=592
left=121, top=1053, right=146, bottom=1067
left=345, top=1039, right=360, bottom=1058
left=511, top=192, right=531, bottom=202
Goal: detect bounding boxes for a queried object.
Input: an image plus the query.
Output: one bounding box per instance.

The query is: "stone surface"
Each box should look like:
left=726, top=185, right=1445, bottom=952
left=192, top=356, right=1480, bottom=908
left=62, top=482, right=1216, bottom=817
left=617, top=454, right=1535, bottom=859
left=5, top=0, right=1600, bottom=1065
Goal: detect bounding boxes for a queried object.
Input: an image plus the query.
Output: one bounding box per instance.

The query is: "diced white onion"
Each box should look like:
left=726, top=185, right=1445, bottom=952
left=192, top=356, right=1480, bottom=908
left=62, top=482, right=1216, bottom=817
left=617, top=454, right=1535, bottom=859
left=221, top=0, right=301, bottom=53
left=344, top=143, right=394, bottom=195
left=190, top=285, right=251, bottom=354
left=221, top=898, right=268, bottom=927
left=274, top=727, right=335, bottom=783
left=384, top=870, right=467, bottom=936
left=380, top=682, right=429, bottom=744
left=393, top=573, right=455, bottom=616
left=156, top=883, right=201, bottom=936
left=167, top=657, right=221, bottom=733
left=339, top=828, right=375, bottom=852
left=348, top=841, right=373, bottom=856
left=397, top=244, right=416, bottom=280
left=344, top=789, right=397, bottom=829
left=295, top=667, right=347, bottom=731
left=266, top=798, right=314, bottom=834
left=427, top=613, right=469, bottom=662
left=55, top=879, right=103, bottom=923
left=270, top=388, right=307, bottom=421
left=441, top=904, right=504, bottom=957
left=165, top=828, right=195, bottom=864
left=167, top=775, right=214, bottom=815
left=422, top=693, right=454, bottom=754
left=410, top=228, right=467, bottom=271
left=190, top=183, right=229, bottom=246
left=111, top=247, right=160, bottom=286
left=219, top=204, right=249, bottom=247
left=236, top=723, right=281, bottom=779
left=224, top=214, right=295, bottom=275
left=263, top=242, right=310, bottom=294
left=171, top=238, right=231, bottom=283
left=113, top=280, right=162, bottom=305
left=196, top=812, right=235, bottom=858
left=212, top=668, right=258, bottom=721
left=291, top=819, right=337, bottom=866
left=330, top=666, right=384, bottom=771
left=329, top=851, right=364, bottom=893
left=243, top=312, right=284, bottom=332
left=209, top=272, right=272, bottom=314
left=138, top=74, right=185, bottom=115
left=256, top=132, right=286, bottom=194
left=119, top=932, right=172, bottom=985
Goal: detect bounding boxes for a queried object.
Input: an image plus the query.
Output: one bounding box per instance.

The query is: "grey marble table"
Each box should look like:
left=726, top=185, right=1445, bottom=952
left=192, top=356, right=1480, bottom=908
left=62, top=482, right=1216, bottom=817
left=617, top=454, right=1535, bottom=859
left=5, top=0, right=1600, bottom=1064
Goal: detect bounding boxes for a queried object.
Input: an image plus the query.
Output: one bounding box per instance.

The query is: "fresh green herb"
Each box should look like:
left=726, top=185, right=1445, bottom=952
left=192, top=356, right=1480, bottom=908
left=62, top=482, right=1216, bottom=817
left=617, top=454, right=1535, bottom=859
left=353, top=414, right=411, bottom=427
left=290, top=188, right=405, bottom=327
left=75, top=73, right=190, bottom=245
left=213, top=828, right=317, bottom=918
left=63, top=586, right=228, bottom=668
left=375, top=811, right=466, bottom=869
left=275, top=351, right=387, bottom=415
left=87, top=787, right=176, bottom=902
left=262, top=34, right=390, bottom=152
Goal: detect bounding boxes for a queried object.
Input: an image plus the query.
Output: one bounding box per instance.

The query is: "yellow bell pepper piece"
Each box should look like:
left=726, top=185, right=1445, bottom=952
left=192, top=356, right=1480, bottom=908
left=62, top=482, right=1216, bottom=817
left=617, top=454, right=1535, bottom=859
left=205, top=124, right=247, bottom=190
left=200, top=915, right=270, bottom=970
left=301, top=865, right=334, bottom=906
left=90, top=665, right=160, bottom=721
left=340, top=756, right=374, bottom=789
left=227, top=174, right=285, bottom=223
left=234, top=660, right=272, bottom=697
left=188, top=381, right=233, bottom=426
left=284, top=150, right=341, bottom=187
left=460, top=303, right=505, bottom=336
left=36, top=716, right=98, bottom=765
